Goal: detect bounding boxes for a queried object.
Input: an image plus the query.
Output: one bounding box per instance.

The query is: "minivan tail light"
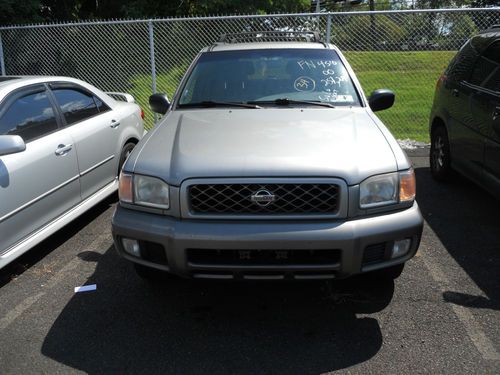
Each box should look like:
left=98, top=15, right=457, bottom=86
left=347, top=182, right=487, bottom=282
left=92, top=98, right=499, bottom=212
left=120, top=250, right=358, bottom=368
left=436, top=74, right=446, bottom=90
left=140, top=109, right=145, bottom=120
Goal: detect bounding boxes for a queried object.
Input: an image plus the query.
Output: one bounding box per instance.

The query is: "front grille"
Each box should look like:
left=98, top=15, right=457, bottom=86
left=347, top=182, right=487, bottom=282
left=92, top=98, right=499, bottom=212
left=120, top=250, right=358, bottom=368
left=187, top=249, right=341, bottom=266
left=188, top=183, right=339, bottom=215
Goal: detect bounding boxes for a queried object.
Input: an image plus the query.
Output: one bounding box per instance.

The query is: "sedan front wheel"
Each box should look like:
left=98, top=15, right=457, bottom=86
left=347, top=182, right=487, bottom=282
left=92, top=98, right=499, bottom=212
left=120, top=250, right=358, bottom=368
left=118, top=142, right=136, bottom=175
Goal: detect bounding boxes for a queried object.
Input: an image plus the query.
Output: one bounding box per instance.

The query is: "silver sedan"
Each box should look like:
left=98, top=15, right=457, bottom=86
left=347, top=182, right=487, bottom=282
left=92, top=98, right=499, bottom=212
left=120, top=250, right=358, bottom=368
left=0, top=76, right=144, bottom=269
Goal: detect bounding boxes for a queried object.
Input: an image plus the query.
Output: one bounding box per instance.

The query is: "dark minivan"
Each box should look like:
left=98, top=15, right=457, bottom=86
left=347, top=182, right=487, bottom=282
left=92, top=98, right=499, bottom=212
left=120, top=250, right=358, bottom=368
left=429, top=25, right=500, bottom=199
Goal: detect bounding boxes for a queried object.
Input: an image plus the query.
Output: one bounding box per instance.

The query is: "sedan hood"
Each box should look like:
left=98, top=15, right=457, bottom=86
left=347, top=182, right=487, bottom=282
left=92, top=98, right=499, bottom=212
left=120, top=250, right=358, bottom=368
left=132, top=108, right=398, bottom=186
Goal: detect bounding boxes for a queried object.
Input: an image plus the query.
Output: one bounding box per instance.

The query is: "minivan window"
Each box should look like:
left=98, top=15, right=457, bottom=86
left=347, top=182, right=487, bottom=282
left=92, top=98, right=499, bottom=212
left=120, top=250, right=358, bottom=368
left=484, top=68, right=500, bottom=92
left=483, top=41, right=500, bottom=64
left=52, top=88, right=100, bottom=125
left=448, top=42, right=478, bottom=82
left=0, top=91, right=57, bottom=142
left=469, top=56, right=497, bottom=87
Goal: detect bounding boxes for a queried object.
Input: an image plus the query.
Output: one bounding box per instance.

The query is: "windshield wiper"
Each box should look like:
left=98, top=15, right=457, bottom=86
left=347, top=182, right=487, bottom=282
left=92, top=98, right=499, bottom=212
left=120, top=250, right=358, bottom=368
left=248, top=98, right=335, bottom=108
left=178, top=101, right=261, bottom=109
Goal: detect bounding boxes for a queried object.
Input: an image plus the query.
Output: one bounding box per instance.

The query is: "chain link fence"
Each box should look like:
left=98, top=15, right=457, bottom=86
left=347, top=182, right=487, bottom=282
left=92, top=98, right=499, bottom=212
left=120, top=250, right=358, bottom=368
left=0, top=8, right=499, bottom=141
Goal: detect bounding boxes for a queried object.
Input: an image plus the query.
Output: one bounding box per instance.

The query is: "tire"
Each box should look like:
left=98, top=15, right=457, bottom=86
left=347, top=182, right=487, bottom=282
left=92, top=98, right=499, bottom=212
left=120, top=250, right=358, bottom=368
left=118, top=142, right=136, bottom=175
left=430, top=126, right=452, bottom=182
left=369, top=263, right=405, bottom=280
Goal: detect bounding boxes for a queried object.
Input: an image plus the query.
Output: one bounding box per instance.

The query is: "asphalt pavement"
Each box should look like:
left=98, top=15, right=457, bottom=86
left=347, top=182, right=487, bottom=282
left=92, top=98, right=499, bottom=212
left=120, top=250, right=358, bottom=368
left=0, top=153, right=499, bottom=374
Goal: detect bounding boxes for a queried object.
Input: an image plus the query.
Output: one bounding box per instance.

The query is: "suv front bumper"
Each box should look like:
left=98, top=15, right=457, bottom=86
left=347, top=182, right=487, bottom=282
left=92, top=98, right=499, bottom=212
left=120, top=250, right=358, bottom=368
left=112, top=203, right=423, bottom=280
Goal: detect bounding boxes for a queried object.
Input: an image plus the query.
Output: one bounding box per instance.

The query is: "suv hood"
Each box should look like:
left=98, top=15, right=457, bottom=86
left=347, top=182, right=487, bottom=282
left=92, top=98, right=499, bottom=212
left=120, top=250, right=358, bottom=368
left=132, top=108, right=398, bottom=186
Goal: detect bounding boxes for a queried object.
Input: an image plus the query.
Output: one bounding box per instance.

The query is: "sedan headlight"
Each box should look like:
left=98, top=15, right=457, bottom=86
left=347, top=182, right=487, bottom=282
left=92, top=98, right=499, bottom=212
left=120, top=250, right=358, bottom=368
left=360, top=169, right=415, bottom=209
left=119, top=173, right=170, bottom=209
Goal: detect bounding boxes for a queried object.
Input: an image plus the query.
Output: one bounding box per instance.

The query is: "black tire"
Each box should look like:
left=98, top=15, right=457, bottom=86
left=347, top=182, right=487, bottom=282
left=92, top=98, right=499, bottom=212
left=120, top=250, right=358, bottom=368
left=430, top=126, right=452, bottom=182
left=118, top=142, right=136, bottom=175
left=369, top=263, right=405, bottom=280
left=134, top=263, right=171, bottom=282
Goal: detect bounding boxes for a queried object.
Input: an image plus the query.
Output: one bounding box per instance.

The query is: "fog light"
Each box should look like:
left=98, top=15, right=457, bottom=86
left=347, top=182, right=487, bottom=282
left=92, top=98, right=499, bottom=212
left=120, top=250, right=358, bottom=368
left=122, top=238, right=140, bottom=257
left=391, top=239, right=411, bottom=258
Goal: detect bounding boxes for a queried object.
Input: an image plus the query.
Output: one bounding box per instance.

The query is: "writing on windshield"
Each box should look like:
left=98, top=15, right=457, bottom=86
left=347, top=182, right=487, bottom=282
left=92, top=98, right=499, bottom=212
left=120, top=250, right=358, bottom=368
left=179, top=49, right=359, bottom=107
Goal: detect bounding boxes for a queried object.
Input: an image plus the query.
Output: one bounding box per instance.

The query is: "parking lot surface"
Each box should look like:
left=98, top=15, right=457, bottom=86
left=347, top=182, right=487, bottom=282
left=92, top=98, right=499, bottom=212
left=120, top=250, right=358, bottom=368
left=0, top=153, right=499, bottom=374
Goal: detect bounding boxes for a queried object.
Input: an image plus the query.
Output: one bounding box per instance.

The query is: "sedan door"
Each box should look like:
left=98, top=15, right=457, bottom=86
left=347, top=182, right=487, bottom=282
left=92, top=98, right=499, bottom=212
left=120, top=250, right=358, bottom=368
left=49, top=83, right=118, bottom=201
left=0, top=85, right=80, bottom=255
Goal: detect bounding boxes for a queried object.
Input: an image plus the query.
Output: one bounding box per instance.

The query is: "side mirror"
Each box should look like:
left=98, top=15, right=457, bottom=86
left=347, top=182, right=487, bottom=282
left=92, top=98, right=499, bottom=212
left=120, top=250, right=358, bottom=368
left=368, top=89, right=395, bottom=112
left=0, top=135, right=26, bottom=156
left=149, top=93, right=170, bottom=115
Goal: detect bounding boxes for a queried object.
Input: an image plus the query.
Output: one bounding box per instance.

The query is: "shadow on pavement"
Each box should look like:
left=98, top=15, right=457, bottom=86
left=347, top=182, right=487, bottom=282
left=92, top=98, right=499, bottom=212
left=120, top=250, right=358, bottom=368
left=443, top=291, right=500, bottom=310
left=0, top=194, right=117, bottom=288
left=415, top=166, right=500, bottom=311
left=41, top=246, right=394, bottom=374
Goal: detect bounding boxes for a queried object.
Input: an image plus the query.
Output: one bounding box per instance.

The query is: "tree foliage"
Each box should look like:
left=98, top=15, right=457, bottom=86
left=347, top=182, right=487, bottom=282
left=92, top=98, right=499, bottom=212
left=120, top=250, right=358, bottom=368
left=0, top=0, right=497, bottom=26
left=334, top=14, right=407, bottom=49
left=0, top=0, right=311, bottom=25
left=0, top=0, right=43, bottom=26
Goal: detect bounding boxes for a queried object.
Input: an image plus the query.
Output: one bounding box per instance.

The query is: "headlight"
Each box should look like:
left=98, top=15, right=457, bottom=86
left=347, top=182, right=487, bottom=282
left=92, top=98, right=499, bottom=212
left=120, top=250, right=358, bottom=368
left=360, top=173, right=398, bottom=208
left=134, top=175, right=170, bottom=209
left=119, top=172, right=170, bottom=209
left=360, top=169, right=416, bottom=209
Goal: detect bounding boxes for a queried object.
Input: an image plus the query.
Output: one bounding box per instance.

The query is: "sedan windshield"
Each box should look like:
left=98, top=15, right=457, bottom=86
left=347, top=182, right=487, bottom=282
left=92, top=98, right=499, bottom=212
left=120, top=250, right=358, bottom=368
left=178, top=49, right=360, bottom=107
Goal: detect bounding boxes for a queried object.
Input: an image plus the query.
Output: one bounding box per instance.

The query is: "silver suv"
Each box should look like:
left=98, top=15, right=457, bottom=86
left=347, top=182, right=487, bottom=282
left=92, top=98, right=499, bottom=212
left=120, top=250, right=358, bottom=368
left=112, top=32, right=423, bottom=281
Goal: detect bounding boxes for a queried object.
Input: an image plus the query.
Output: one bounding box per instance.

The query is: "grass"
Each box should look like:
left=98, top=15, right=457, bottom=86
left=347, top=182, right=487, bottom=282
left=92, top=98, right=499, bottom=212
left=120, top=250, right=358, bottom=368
left=128, top=64, right=188, bottom=129
left=128, top=51, right=456, bottom=142
left=344, top=51, right=456, bottom=142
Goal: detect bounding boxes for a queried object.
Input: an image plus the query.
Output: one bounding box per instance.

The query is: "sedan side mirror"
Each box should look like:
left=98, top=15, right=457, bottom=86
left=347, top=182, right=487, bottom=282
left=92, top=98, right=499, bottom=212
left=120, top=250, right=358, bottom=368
left=368, top=89, right=395, bottom=112
left=0, top=135, right=26, bottom=156
left=149, top=93, right=170, bottom=115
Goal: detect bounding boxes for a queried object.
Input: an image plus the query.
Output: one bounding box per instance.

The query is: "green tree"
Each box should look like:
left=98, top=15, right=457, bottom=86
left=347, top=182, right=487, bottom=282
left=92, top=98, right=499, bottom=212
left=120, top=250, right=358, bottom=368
left=175, top=0, right=311, bottom=16
left=39, top=0, right=311, bottom=22
left=334, top=14, right=407, bottom=49
left=0, top=0, right=43, bottom=26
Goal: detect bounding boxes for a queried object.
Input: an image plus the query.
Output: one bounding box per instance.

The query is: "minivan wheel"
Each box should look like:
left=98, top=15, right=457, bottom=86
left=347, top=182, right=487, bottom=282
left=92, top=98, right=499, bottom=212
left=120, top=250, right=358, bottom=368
left=118, top=142, right=136, bottom=175
left=430, top=126, right=452, bottom=181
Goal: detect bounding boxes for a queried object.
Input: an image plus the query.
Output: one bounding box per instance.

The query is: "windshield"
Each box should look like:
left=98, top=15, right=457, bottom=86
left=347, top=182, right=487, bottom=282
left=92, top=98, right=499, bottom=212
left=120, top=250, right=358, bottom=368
left=178, top=49, right=360, bottom=107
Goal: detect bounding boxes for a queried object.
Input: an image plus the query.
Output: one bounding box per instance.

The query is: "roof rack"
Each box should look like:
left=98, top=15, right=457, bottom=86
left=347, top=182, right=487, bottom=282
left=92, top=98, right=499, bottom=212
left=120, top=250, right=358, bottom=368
left=480, top=24, right=500, bottom=34
left=218, top=31, right=323, bottom=44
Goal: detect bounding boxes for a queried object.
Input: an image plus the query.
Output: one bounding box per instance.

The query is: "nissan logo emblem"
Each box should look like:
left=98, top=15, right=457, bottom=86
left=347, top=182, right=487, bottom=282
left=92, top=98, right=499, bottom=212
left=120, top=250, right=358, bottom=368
left=250, top=189, right=276, bottom=207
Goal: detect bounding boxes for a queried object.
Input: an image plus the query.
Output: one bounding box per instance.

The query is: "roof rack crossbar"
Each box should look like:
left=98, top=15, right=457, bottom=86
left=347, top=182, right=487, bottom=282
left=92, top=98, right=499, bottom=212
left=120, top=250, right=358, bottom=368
left=218, top=31, right=322, bottom=44
left=479, top=24, right=500, bottom=34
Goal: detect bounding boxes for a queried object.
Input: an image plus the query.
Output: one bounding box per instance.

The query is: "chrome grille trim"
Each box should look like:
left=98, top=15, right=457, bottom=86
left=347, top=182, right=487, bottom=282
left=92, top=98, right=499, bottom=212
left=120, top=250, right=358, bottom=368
left=180, top=178, right=348, bottom=220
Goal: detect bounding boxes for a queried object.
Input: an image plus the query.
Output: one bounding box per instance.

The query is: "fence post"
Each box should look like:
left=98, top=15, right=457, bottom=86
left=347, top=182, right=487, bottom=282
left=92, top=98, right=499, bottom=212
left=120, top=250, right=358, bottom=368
left=148, top=20, right=157, bottom=124
left=0, top=33, right=6, bottom=76
left=326, top=13, right=331, bottom=45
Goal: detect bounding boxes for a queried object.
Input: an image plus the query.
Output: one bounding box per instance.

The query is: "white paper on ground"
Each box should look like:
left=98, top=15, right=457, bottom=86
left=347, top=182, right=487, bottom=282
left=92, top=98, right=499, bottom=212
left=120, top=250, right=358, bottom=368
left=74, top=284, right=97, bottom=293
